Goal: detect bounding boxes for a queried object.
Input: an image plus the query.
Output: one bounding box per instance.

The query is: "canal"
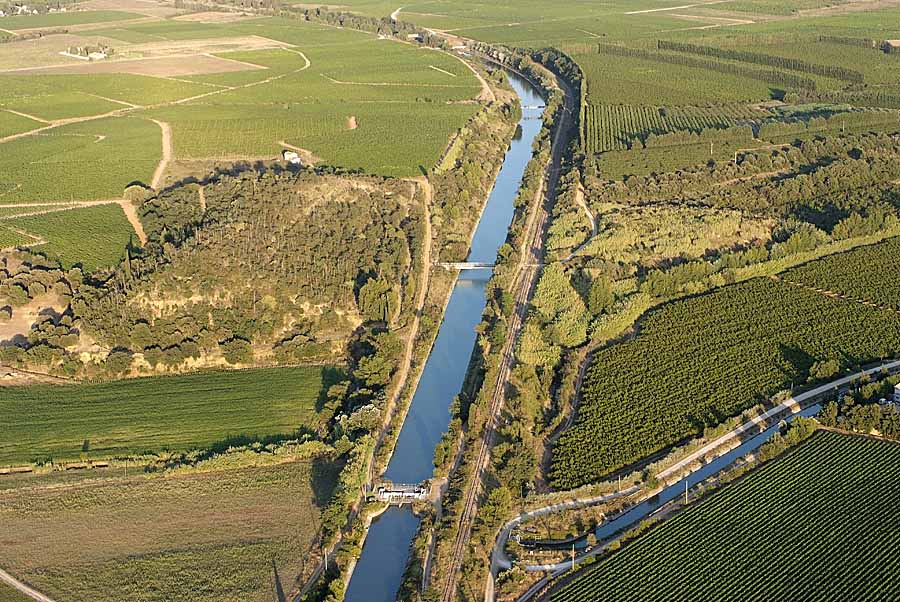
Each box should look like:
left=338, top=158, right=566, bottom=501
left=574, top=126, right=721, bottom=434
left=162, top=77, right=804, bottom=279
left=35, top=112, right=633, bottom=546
left=344, top=72, right=546, bottom=602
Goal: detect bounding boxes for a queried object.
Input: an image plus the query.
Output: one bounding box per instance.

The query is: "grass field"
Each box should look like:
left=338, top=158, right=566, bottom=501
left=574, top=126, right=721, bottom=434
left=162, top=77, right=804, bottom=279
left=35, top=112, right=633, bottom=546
left=551, top=431, right=900, bottom=601
left=0, top=366, right=330, bottom=464
left=550, top=276, right=900, bottom=488
left=0, top=110, right=44, bottom=139
left=0, top=10, right=143, bottom=30
left=0, top=458, right=340, bottom=602
left=0, top=583, right=32, bottom=602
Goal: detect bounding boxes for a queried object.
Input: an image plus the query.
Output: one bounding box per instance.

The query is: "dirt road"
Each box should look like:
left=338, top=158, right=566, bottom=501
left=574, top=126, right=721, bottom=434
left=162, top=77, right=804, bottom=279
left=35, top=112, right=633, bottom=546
left=150, top=119, right=172, bottom=189
left=0, top=568, right=56, bottom=602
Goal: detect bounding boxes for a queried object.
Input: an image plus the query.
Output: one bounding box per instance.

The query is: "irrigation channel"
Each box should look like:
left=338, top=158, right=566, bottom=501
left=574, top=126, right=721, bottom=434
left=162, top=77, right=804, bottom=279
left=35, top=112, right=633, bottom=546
left=344, top=73, right=546, bottom=602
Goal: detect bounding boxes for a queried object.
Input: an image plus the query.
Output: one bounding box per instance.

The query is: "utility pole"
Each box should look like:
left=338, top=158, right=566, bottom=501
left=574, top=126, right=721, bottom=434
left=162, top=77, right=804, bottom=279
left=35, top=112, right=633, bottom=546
left=323, top=544, right=328, bottom=571
left=684, top=481, right=688, bottom=505
left=571, top=544, right=576, bottom=572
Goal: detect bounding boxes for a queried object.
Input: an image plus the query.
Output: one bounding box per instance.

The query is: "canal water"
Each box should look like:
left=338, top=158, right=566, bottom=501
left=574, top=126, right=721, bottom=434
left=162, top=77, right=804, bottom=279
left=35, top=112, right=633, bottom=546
left=344, top=73, right=546, bottom=602
left=592, top=403, right=823, bottom=542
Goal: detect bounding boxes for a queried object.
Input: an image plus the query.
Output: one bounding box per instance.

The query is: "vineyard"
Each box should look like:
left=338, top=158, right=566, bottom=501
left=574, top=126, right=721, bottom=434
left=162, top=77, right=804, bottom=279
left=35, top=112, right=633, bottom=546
left=550, top=277, right=900, bottom=488
left=783, top=237, right=900, bottom=311
left=0, top=116, right=159, bottom=204
left=0, top=366, right=327, bottom=464
left=3, top=203, right=135, bottom=271
left=583, top=103, right=763, bottom=154
left=0, top=109, right=42, bottom=139
left=657, top=40, right=865, bottom=83
left=549, top=431, right=900, bottom=602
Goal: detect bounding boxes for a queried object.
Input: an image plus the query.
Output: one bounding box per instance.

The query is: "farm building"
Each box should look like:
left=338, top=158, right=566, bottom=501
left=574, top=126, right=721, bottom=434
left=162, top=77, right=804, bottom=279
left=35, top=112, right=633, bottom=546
left=282, top=150, right=302, bottom=165
left=884, top=40, right=900, bottom=53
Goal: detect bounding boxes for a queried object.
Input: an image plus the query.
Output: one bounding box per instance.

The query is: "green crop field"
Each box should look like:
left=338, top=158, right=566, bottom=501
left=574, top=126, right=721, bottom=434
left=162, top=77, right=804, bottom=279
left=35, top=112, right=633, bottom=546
left=0, top=583, right=32, bottom=602
left=550, top=277, right=900, bottom=488
left=550, top=431, right=900, bottom=602
left=0, top=366, right=329, bottom=464
left=4, top=204, right=135, bottom=271
left=0, top=110, right=43, bottom=138
left=0, top=225, right=33, bottom=249
left=0, top=116, right=159, bottom=204
left=0, top=458, right=340, bottom=602
left=0, top=10, right=143, bottom=30
left=783, top=237, right=900, bottom=311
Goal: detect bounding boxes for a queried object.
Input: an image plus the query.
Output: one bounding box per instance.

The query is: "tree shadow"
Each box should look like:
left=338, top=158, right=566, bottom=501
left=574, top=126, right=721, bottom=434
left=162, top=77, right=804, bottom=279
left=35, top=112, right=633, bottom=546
left=272, top=559, right=286, bottom=602
left=311, top=454, right=344, bottom=508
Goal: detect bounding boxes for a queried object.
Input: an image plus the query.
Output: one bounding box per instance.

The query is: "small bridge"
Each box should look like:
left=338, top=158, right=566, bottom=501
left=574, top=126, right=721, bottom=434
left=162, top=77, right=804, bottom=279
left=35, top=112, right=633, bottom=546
left=435, top=262, right=494, bottom=270
left=374, top=482, right=430, bottom=505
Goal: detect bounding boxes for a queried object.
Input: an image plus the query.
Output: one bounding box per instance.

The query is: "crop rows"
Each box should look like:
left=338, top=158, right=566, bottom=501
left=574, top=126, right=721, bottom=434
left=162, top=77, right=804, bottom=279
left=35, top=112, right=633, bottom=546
left=0, top=366, right=326, bottom=464
left=597, top=43, right=818, bottom=91
left=584, top=103, right=762, bottom=154
left=550, top=277, right=900, bottom=488
left=783, top=237, right=900, bottom=310
left=658, top=40, right=865, bottom=83
left=0, top=458, right=339, bottom=602
left=551, top=431, right=900, bottom=602
left=5, top=204, right=134, bottom=271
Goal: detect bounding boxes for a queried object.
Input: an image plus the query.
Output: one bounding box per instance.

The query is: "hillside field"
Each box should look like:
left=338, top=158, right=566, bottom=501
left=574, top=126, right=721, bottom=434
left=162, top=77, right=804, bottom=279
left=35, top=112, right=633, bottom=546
left=0, top=366, right=331, bottom=464
left=549, top=431, right=900, bottom=601
left=0, top=458, right=340, bottom=602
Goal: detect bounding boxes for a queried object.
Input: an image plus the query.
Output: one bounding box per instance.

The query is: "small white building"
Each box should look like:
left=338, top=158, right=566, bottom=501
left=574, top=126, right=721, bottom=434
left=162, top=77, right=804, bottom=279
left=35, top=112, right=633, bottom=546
left=88, top=51, right=108, bottom=60
left=282, top=150, right=301, bottom=165
left=894, top=383, right=900, bottom=404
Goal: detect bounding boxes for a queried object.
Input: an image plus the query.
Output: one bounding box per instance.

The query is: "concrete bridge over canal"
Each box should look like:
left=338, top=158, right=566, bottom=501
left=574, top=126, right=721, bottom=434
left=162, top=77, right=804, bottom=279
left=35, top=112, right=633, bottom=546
left=435, top=261, right=495, bottom=270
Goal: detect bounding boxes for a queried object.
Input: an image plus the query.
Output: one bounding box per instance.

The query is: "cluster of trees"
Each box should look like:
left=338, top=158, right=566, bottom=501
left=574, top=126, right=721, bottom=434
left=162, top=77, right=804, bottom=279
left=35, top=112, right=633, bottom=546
left=0, top=170, right=423, bottom=379
left=597, top=42, right=817, bottom=91
left=586, top=131, right=900, bottom=230
left=794, top=86, right=900, bottom=109
left=820, top=376, right=900, bottom=441
left=657, top=40, right=865, bottom=83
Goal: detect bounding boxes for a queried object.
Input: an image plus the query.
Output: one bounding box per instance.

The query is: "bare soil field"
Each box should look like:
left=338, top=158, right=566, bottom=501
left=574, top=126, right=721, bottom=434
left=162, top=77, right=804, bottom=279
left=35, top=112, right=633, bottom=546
left=10, top=53, right=263, bottom=77
left=173, top=11, right=259, bottom=23
left=0, top=293, right=66, bottom=347
left=78, top=0, right=180, bottom=18
left=124, top=35, right=290, bottom=56
left=0, top=34, right=126, bottom=70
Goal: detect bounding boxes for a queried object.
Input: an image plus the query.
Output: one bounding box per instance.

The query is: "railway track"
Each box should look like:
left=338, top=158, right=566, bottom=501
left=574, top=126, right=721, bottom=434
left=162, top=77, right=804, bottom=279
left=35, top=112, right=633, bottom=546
left=440, top=69, right=574, bottom=602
